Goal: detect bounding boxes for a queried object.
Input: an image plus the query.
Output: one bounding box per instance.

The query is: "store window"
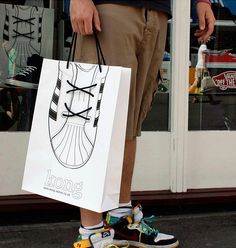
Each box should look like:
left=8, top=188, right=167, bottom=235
left=189, top=0, right=236, bottom=130
left=0, top=0, right=71, bottom=131
left=0, top=0, right=171, bottom=132
left=0, top=0, right=55, bottom=131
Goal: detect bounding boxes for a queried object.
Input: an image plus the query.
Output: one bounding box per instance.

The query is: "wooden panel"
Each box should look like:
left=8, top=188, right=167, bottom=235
left=1, top=188, right=236, bottom=212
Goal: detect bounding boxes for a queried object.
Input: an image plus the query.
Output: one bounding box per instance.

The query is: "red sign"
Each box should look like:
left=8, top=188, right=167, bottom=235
left=212, top=71, right=236, bottom=90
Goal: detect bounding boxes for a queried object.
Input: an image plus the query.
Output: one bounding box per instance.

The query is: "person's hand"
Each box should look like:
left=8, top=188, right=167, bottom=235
left=70, top=0, right=101, bottom=35
left=194, top=2, right=215, bottom=43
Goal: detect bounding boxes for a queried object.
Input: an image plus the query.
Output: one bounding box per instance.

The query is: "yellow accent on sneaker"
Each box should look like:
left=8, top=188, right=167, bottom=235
left=126, top=216, right=132, bottom=224
left=73, top=228, right=129, bottom=248
left=73, top=239, right=91, bottom=248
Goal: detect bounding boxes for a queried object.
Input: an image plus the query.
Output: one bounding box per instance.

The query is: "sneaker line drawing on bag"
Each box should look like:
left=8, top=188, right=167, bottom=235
left=48, top=62, right=109, bottom=169
left=3, top=4, right=43, bottom=69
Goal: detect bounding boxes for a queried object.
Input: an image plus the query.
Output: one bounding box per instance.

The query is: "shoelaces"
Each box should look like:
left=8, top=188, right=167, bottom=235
left=63, top=79, right=97, bottom=120
left=139, top=216, right=159, bottom=236
left=11, top=5, right=39, bottom=40
left=18, top=65, right=37, bottom=76
left=128, top=215, right=158, bottom=241
left=12, top=16, right=35, bottom=39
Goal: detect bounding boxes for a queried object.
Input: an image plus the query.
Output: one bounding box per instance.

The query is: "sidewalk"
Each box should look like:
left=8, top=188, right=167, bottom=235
left=0, top=210, right=236, bottom=248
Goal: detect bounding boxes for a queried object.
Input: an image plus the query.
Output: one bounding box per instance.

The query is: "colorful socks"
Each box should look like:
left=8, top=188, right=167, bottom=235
left=79, top=221, right=104, bottom=240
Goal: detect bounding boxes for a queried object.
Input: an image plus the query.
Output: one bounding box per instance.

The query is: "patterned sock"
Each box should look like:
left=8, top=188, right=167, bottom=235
left=79, top=221, right=104, bottom=240
left=107, top=201, right=132, bottom=225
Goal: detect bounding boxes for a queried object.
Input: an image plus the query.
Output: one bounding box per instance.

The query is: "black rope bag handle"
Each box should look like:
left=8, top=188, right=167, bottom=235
left=67, top=29, right=106, bottom=72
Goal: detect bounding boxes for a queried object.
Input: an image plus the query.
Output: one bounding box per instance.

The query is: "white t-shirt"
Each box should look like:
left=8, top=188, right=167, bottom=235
left=196, top=44, right=207, bottom=69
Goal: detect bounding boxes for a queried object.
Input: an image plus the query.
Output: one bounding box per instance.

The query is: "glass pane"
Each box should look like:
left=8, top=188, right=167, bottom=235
left=189, top=0, right=236, bottom=131
left=142, top=22, right=171, bottom=132
left=0, top=0, right=171, bottom=132
left=0, top=0, right=55, bottom=131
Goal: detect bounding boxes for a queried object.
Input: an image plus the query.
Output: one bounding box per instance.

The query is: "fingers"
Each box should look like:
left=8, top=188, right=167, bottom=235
left=83, top=14, right=93, bottom=35
left=198, top=11, right=206, bottom=31
left=194, top=18, right=215, bottom=43
left=195, top=2, right=215, bottom=43
left=81, top=8, right=101, bottom=34
left=70, top=14, right=92, bottom=35
left=93, top=8, right=101, bottom=32
left=204, top=15, right=215, bottom=39
left=69, top=0, right=101, bottom=36
left=194, top=30, right=209, bottom=43
left=195, top=31, right=212, bottom=44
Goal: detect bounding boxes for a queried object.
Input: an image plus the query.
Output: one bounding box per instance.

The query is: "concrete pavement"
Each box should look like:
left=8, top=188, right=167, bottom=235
left=0, top=210, right=236, bottom=248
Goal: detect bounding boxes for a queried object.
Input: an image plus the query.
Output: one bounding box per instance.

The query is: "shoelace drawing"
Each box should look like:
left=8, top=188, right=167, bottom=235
left=62, top=80, right=97, bottom=120
left=12, top=16, right=36, bottom=40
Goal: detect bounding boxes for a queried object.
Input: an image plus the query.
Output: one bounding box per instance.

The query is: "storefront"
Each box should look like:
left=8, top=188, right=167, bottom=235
left=0, top=0, right=236, bottom=208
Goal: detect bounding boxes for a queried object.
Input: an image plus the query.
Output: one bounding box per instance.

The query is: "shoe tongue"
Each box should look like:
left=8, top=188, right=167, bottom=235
left=133, top=205, right=143, bottom=223
left=27, top=54, right=43, bottom=67
left=89, top=229, right=114, bottom=248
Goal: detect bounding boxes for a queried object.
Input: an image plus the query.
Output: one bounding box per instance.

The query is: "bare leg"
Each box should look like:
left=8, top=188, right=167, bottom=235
left=80, top=138, right=136, bottom=226
left=119, top=138, right=137, bottom=203
left=80, top=208, right=103, bottom=227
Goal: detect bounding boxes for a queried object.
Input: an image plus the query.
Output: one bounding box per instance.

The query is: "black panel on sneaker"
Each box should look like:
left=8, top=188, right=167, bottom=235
left=111, top=217, right=179, bottom=248
left=5, top=54, right=43, bottom=89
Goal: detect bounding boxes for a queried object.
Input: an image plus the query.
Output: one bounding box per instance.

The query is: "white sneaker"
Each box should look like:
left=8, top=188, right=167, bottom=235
left=74, top=228, right=129, bottom=248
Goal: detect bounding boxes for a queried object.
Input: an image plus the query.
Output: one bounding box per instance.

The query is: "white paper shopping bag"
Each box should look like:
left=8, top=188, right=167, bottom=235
left=22, top=58, right=131, bottom=212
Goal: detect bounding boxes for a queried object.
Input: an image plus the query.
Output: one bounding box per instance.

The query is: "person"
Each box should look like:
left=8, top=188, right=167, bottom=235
left=189, top=43, right=209, bottom=94
left=69, top=1, right=215, bottom=248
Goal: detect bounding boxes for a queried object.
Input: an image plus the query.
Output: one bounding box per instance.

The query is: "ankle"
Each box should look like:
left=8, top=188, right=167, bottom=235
left=79, top=221, right=104, bottom=240
left=106, top=202, right=133, bottom=225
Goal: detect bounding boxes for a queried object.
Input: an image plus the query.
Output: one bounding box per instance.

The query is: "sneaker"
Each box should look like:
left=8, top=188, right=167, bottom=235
left=206, top=51, right=236, bottom=66
left=3, top=4, right=43, bottom=68
left=106, top=205, right=179, bottom=248
left=73, top=228, right=129, bottom=248
left=5, top=54, right=43, bottom=89
left=48, top=62, right=108, bottom=169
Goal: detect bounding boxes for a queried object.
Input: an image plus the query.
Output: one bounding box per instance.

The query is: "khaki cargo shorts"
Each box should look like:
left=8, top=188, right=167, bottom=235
left=75, top=4, right=168, bottom=140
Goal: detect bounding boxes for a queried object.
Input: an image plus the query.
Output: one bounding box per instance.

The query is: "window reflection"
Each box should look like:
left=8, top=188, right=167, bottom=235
left=0, top=0, right=53, bottom=131
left=0, top=0, right=171, bottom=132
left=189, top=0, right=236, bottom=131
